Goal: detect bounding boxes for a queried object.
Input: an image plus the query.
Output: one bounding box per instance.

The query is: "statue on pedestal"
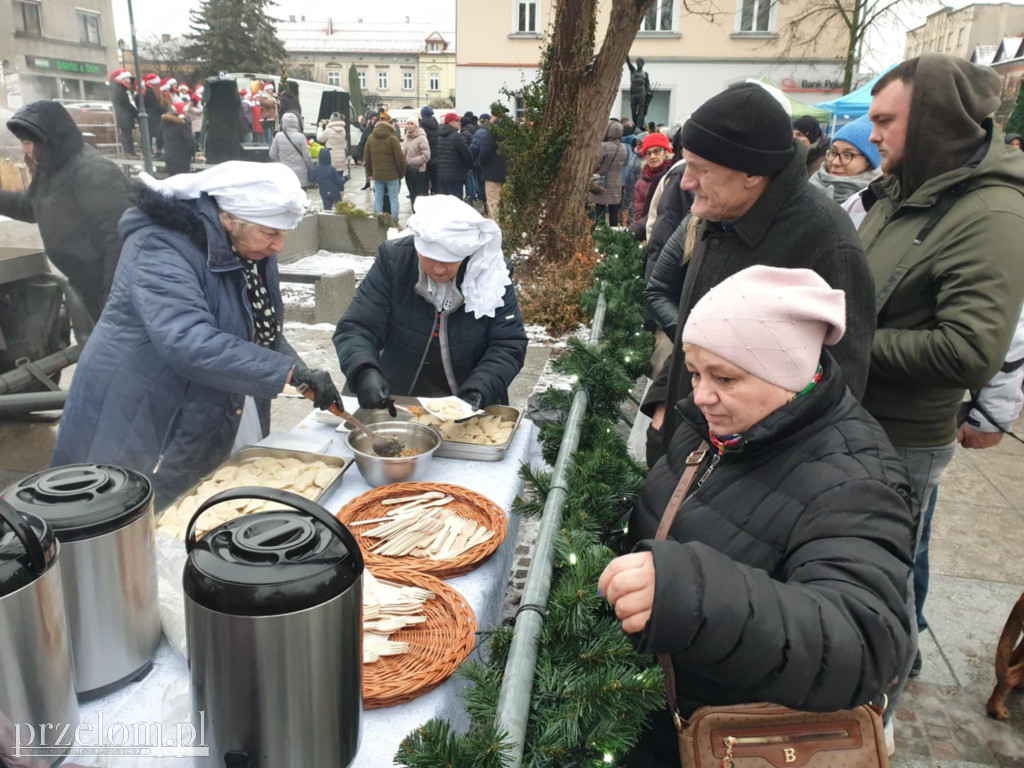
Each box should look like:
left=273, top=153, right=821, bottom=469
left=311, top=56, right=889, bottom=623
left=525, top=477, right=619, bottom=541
left=627, top=56, right=654, bottom=129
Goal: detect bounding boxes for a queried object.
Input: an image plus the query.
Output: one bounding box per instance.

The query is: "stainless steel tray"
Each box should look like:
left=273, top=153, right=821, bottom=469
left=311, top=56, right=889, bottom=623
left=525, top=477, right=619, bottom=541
left=157, top=447, right=352, bottom=521
left=349, top=397, right=524, bottom=463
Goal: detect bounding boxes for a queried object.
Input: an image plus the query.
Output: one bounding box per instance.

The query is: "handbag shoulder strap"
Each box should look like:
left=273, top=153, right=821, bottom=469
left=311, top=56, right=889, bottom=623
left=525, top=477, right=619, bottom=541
left=655, top=441, right=710, bottom=732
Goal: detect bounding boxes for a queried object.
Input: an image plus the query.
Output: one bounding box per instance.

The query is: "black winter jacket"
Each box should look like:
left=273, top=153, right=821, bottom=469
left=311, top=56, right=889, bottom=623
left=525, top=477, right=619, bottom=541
left=643, top=161, right=691, bottom=284
left=628, top=356, right=915, bottom=757
left=642, top=146, right=875, bottom=453
left=478, top=123, right=509, bottom=184
left=333, top=235, right=527, bottom=405
left=111, top=83, right=138, bottom=131
left=437, top=123, right=473, bottom=184
left=0, top=101, right=132, bottom=320
left=420, top=115, right=440, bottom=168
left=160, top=112, right=194, bottom=176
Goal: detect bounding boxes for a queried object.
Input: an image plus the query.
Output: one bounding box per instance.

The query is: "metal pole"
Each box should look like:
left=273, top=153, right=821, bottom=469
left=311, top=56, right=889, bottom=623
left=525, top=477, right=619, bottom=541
left=495, top=284, right=607, bottom=768
left=127, top=0, right=153, bottom=173
left=0, top=390, right=68, bottom=416
left=0, top=346, right=80, bottom=395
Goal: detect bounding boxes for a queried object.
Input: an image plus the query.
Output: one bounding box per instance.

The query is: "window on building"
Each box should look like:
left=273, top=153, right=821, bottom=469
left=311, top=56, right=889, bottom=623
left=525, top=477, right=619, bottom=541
left=429, top=72, right=440, bottom=91
left=77, top=11, right=101, bottom=44
left=738, top=0, right=772, bottom=33
left=517, top=0, right=537, bottom=33
left=377, top=71, right=388, bottom=90
left=946, top=31, right=953, bottom=49
left=358, top=70, right=367, bottom=89
left=427, top=42, right=442, bottom=53
left=514, top=93, right=525, bottom=120
left=327, top=70, right=341, bottom=86
left=958, top=27, right=965, bottom=45
left=15, top=1, right=42, bottom=35
left=403, top=71, right=413, bottom=90
left=642, top=0, right=673, bottom=31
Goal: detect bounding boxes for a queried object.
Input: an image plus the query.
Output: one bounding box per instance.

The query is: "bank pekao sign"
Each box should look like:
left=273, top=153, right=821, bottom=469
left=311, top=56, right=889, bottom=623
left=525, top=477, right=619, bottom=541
left=780, top=77, right=843, bottom=93
left=24, top=55, right=107, bottom=78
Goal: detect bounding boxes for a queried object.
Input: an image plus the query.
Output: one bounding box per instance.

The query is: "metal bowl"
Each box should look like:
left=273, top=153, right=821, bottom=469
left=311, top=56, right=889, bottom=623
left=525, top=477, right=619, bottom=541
left=345, top=421, right=442, bottom=487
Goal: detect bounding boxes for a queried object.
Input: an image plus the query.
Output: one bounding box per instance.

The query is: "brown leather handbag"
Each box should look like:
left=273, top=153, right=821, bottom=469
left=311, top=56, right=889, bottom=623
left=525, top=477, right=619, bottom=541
left=654, top=444, right=891, bottom=768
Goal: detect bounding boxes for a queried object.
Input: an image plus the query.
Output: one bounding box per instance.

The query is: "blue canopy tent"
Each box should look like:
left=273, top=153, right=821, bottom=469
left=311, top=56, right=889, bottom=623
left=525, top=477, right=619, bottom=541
left=814, top=64, right=897, bottom=134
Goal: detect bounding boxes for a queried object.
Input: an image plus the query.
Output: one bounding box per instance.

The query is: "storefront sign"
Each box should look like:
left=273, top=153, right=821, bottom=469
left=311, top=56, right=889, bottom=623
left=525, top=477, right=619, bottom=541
left=24, top=56, right=106, bottom=77
left=780, top=77, right=842, bottom=93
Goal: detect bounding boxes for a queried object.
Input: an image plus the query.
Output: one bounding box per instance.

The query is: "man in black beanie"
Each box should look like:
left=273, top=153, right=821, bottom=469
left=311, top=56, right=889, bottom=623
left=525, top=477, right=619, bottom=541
left=639, top=82, right=876, bottom=473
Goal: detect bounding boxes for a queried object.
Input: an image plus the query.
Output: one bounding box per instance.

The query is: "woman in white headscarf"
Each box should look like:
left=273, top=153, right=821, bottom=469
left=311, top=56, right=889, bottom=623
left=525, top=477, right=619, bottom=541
left=52, top=162, right=341, bottom=509
left=333, top=194, right=528, bottom=412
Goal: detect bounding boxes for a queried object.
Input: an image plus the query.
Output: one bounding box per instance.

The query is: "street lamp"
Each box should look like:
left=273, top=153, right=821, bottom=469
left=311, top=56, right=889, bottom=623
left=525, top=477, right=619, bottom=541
left=117, top=38, right=126, bottom=69
left=126, top=0, right=153, bottom=173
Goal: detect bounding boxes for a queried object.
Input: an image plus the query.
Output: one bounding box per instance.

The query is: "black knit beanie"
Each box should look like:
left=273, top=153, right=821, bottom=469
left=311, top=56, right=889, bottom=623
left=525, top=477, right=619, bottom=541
left=681, top=83, right=795, bottom=176
left=792, top=115, right=823, bottom=144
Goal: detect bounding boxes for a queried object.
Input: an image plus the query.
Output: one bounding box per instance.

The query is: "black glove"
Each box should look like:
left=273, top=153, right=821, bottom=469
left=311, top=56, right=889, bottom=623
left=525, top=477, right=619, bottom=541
left=354, top=368, right=396, bottom=416
left=291, top=364, right=341, bottom=411
left=461, top=391, right=483, bottom=411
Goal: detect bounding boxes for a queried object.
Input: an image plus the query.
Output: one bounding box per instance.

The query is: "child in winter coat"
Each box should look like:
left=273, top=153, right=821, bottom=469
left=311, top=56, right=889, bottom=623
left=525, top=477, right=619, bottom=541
left=309, top=147, right=348, bottom=211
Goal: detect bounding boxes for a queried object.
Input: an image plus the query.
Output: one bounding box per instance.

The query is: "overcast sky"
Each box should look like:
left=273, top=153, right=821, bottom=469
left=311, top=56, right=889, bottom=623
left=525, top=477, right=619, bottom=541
left=113, top=0, right=1024, bottom=77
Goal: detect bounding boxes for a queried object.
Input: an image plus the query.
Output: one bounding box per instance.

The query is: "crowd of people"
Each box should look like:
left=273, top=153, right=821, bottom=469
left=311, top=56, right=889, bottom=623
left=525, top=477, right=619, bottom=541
left=3, top=46, right=1023, bottom=766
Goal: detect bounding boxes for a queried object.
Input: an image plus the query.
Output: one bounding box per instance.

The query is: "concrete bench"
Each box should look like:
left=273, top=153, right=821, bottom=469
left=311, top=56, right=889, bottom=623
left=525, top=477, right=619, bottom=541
left=279, top=266, right=356, bottom=325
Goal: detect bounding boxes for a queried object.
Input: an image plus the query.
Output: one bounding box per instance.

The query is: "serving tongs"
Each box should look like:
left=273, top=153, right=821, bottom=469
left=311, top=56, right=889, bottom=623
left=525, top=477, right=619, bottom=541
left=295, top=385, right=404, bottom=457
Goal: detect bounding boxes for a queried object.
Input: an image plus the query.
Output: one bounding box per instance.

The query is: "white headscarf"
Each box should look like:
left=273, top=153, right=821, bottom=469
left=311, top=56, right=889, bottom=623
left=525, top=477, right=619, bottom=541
left=138, top=161, right=307, bottom=230
left=405, top=195, right=510, bottom=319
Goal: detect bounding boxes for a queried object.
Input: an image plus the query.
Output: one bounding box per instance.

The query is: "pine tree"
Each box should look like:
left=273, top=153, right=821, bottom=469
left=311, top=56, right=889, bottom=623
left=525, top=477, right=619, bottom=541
left=186, top=0, right=287, bottom=78
left=1005, top=76, right=1024, bottom=136
left=348, top=64, right=364, bottom=119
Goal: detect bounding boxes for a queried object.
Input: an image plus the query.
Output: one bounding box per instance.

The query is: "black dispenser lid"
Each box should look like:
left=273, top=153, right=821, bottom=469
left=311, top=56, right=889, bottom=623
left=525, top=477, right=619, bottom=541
left=183, top=487, right=364, bottom=616
left=1, top=464, right=152, bottom=543
left=0, top=499, right=57, bottom=599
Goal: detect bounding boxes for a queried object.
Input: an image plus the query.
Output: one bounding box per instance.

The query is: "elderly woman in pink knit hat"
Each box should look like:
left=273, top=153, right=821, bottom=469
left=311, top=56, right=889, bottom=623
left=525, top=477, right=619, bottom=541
left=599, top=265, right=917, bottom=767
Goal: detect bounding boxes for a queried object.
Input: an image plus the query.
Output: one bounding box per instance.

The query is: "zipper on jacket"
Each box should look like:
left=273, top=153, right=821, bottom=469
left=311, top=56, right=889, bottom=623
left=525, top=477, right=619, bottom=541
left=408, top=312, right=438, bottom=393
left=153, top=402, right=185, bottom=473
left=696, top=452, right=720, bottom=488
left=438, top=310, right=460, bottom=395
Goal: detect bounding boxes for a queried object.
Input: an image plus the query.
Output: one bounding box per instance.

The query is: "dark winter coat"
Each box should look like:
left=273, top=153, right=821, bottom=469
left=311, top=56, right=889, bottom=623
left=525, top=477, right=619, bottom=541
left=460, top=121, right=478, bottom=147
left=589, top=121, right=628, bottom=206
left=437, top=123, right=473, bottom=184
left=420, top=114, right=440, bottom=168
left=333, top=235, right=528, bottom=406
left=470, top=126, right=488, bottom=160
left=111, top=82, right=137, bottom=131
left=644, top=160, right=691, bottom=284
left=51, top=187, right=299, bottom=509
left=478, top=122, right=509, bottom=184
left=144, top=86, right=162, bottom=137
left=160, top=112, right=194, bottom=176
left=0, top=100, right=132, bottom=320
left=310, top=148, right=347, bottom=204
left=363, top=120, right=405, bottom=182
left=627, top=157, right=673, bottom=239
left=642, top=146, right=875, bottom=453
left=628, top=355, right=914, bottom=759
left=278, top=89, right=300, bottom=119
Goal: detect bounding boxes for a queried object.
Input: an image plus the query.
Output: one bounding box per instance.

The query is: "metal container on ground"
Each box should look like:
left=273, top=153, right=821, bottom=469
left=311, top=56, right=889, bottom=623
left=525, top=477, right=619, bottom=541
left=0, top=500, right=78, bottom=765
left=346, top=421, right=442, bottom=487
left=1, top=464, right=161, bottom=698
left=183, top=488, right=363, bottom=768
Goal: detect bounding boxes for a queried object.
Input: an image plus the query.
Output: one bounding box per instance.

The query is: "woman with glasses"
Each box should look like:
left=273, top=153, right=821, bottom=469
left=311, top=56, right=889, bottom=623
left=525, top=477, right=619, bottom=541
left=809, top=115, right=881, bottom=204
left=627, top=132, right=675, bottom=239
left=52, top=163, right=341, bottom=509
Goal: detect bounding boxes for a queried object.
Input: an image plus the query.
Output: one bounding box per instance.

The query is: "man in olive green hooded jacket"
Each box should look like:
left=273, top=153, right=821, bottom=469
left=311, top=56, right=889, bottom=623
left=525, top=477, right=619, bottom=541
left=860, top=53, right=1024, bottom=676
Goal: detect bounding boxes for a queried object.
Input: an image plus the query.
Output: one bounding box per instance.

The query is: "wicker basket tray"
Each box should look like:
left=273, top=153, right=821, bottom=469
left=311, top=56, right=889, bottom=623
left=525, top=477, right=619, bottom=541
left=363, top=564, right=477, bottom=709
left=337, top=482, right=508, bottom=578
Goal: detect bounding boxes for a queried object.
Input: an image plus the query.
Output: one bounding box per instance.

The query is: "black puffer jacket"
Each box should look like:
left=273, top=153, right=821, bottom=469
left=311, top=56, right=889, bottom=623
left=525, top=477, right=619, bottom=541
left=627, top=355, right=915, bottom=762
left=643, top=161, right=691, bottom=284
left=333, top=235, right=528, bottom=405
left=437, top=123, right=473, bottom=184
left=478, top=122, right=509, bottom=183
left=0, top=101, right=132, bottom=320
left=420, top=114, right=440, bottom=168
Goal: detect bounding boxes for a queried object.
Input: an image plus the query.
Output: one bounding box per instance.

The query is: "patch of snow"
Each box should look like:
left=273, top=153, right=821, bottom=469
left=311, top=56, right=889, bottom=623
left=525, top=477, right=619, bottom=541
left=287, top=251, right=377, bottom=284
left=284, top=321, right=337, bottom=332
left=533, top=354, right=577, bottom=394
left=280, top=283, right=315, bottom=310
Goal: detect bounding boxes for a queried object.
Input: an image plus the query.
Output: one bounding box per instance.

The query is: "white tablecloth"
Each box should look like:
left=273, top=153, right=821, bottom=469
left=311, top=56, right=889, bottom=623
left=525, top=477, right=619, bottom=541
left=70, top=412, right=540, bottom=768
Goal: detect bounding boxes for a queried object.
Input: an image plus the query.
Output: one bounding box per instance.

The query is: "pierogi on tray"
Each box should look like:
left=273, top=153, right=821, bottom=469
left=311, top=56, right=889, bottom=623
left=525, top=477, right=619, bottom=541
left=408, top=412, right=514, bottom=446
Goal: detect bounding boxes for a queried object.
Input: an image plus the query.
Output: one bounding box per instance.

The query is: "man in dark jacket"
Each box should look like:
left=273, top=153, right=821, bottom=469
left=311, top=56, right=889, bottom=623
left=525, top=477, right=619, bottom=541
left=419, top=106, right=440, bottom=194
left=478, top=106, right=510, bottom=221
left=0, top=101, right=132, bottom=324
left=437, top=112, right=473, bottom=198
left=109, top=69, right=138, bottom=156
left=859, top=54, right=1024, bottom=671
left=641, top=83, right=875, bottom=465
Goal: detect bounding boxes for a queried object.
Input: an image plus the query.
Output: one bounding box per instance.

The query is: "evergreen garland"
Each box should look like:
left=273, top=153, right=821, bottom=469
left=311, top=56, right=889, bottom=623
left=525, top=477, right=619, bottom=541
left=1006, top=76, right=1024, bottom=136
left=396, top=229, right=660, bottom=768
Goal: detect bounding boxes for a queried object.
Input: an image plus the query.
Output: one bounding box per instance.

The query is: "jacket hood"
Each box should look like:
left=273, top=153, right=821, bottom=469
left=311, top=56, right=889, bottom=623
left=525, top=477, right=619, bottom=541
left=439, top=122, right=457, bottom=137
left=7, top=100, right=84, bottom=175
left=281, top=112, right=302, bottom=133
left=901, top=53, right=1001, bottom=198
left=372, top=120, right=396, bottom=137
left=420, top=115, right=439, bottom=130
left=604, top=121, right=624, bottom=142
left=319, top=147, right=333, bottom=165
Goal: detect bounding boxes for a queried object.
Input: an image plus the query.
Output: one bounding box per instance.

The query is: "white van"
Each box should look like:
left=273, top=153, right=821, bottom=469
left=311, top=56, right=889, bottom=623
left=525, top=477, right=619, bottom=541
left=221, top=72, right=354, bottom=138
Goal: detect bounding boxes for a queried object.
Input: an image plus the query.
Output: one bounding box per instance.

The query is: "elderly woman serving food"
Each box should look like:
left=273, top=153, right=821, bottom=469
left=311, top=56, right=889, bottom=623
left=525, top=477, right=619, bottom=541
left=333, top=194, right=527, bottom=412
left=599, top=266, right=916, bottom=766
left=51, top=162, right=341, bottom=509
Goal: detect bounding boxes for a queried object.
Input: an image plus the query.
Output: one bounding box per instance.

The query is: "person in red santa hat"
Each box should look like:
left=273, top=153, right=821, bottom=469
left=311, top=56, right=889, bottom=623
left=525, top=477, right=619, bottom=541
left=109, top=69, right=138, bottom=156
left=239, top=89, right=255, bottom=143
left=142, top=73, right=162, bottom=153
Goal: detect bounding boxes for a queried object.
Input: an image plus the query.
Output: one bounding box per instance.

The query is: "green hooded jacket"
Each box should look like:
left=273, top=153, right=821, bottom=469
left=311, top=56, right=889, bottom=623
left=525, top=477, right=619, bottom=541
left=859, top=53, right=1024, bottom=447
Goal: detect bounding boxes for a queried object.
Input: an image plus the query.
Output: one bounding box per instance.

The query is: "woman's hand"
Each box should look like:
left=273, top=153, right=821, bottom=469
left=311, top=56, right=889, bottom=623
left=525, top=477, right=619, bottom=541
left=598, top=552, right=656, bottom=635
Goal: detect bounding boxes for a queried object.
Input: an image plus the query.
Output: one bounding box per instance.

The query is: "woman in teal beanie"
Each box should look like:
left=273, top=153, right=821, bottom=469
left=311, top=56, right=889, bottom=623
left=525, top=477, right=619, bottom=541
left=809, top=115, right=881, bottom=203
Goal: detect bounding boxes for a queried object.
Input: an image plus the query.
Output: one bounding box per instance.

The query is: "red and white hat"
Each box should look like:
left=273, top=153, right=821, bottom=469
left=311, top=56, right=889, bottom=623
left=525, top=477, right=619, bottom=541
left=166, top=78, right=178, bottom=89
left=239, top=89, right=249, bottom=98
left=109, top=69, right=132, bottom=84
left=159, top=78, right=174, bottom=92
left=194, top=85, right=205, bottom=98
left=142, top=73, right=159, bottom=85
left=177, top=83, right=190, bottom=93
left=263, top=82, right=275, bottom=91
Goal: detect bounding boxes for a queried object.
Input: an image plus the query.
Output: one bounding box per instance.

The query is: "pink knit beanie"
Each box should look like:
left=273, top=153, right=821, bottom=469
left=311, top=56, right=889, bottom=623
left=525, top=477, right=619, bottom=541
left=681, top=265, right=846, bottom=392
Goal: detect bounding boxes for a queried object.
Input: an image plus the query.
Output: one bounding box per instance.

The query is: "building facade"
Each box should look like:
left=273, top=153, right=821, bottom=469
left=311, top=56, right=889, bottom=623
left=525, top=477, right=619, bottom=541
left=278, top=18, right=455, bottom=113
left=456, top=0, right=851, bottom=124
left=904, top=3, right=1024, bottom=61
left=1, top=0, right=119, bottom=109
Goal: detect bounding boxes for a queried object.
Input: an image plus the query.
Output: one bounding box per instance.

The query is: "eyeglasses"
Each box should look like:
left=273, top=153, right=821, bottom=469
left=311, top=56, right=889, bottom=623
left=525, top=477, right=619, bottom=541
left=825, top=147, right=864, bottom=166
left=644, top=147, right=667, bottom=157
